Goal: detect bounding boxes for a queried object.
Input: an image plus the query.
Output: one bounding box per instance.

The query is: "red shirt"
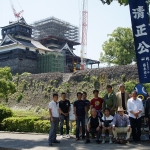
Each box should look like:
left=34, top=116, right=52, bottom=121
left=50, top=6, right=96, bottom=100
left=90, top=97, right=103, bottom=110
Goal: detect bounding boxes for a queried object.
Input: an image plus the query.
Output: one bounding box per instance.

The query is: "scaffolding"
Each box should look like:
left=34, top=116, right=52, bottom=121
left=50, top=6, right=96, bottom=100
left=38, top=52, right=65, bottom=73
left=31, top=17, right=79, bottom=43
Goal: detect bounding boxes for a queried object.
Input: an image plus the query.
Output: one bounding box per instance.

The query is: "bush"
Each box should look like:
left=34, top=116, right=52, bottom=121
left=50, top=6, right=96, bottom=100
left=17, top=93, right=23, bottom=102
left=0, top=105, right=13, bottom=123
left=34, top=120, right=50, bottom=133
left=2, top=117, right=40, bottom=132
left=124, top=80, right=137, bottom=94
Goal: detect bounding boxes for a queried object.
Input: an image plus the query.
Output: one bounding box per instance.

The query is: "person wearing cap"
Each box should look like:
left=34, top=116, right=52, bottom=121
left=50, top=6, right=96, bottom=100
left=103, top=85, right=117, bottom=116
left=127, top=90, right=143, bottom=142
left=116, top=84, right=129, bottom=111
left=112, top=106, right=131, bottom=142
left=90, top=90, right=104, bottom=118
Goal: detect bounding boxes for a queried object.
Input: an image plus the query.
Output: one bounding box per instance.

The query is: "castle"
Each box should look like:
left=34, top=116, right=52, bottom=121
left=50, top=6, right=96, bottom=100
left=0, top=17, right=100, bottom=74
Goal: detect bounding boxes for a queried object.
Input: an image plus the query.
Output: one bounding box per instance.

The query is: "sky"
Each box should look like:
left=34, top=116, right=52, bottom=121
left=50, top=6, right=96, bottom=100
left=0, top=0, right=132, bottom=65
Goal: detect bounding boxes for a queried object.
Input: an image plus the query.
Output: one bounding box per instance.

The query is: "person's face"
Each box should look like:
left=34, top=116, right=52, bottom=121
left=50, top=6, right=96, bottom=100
left=120, top=86, right=125, bottom=92
left=104, top=110, right=110, bottom=116
left=82, top=94, right=87, bottom=100
left=118, top=111, right=124, bottom=116
left=61, top=94, right=66, bottom=100
left=92, top=109, right=97, bottom=116
left=77, top=94, right=82, bottom=100
left=53, top=96, right=58, bottom=101
left=132, top=92, right=137, bottom=99
left=94, top=92, right=98, bottom=97
left=107, top=87, right=112, bottom=93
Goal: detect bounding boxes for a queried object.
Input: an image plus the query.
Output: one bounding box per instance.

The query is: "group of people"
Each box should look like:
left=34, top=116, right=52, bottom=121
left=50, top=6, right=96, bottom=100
left=48, top=84, right=150, bottom=146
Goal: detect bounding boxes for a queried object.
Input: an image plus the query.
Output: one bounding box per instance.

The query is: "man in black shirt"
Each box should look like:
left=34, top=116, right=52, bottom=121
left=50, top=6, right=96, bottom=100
left=59, top=92, right=70, bottom=138
left=85, top=108, right=101, bottom=144
left=74, top=92, right=87, bottom=140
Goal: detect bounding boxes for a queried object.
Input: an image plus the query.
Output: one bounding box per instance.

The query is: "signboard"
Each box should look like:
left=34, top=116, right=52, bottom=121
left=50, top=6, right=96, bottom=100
left=129, top=0, right=150, bottom=83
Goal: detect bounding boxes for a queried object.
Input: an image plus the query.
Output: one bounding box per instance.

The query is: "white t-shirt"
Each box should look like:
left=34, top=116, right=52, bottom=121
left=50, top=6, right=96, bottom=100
left=127, top=98, right=143, bottom=119
left=49, top=100, right=59, bottom=117
left=101, top=115, right=113, bottom=126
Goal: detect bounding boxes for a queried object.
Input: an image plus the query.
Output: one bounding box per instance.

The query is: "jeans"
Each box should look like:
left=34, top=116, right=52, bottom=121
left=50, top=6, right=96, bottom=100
left=86, top=128, right=101, bottom=140
left=148, top=115, right=150, bottom=139
left=48, top=117, right=59, bottom=144
left=129, top=117, right=141, bottom=141
left=60, top=115, right=69, bottom=135
left=76, top=116, right=85, bottom=138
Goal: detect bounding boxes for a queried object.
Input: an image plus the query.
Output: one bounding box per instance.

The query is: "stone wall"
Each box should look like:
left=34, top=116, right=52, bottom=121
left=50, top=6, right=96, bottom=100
left=0, top=58, right=38, bottom=74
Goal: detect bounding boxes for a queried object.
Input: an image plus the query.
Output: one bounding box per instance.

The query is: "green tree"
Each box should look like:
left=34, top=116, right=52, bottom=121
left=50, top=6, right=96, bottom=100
left=100, top=0, right=128, bottom=6
left=0, top=67, right=16, bottom=100
left=100, top=27, right=136, bottom=65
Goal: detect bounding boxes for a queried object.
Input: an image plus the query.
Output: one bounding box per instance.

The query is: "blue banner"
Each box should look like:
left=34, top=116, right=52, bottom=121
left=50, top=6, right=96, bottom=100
left=129, top=0, right=150, bottom=83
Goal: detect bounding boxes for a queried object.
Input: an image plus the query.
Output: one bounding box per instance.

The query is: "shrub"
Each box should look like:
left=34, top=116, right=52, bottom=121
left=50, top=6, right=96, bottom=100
left=125, top=80, right=137, bottom=94
left=0, top=105, right=13, bottom=123
left=143, top=83, right=150, bottom=93
left=2, top=117, right=40, bottom=132
left=17, top=93, right=23, bottom=102
left=34, top=120, right=50, bottom=133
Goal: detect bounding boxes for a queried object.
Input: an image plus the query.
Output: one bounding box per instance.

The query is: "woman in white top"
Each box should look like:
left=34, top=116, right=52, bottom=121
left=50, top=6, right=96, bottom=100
left=101, top=108, right=114, bottom=144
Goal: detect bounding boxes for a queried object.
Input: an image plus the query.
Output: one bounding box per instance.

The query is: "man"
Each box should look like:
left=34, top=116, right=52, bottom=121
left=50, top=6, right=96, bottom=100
left=91, top=90, right=103, bottom=117
left=74, top=92, right=87, bottom=140
left=145, top=96, right=150, bottom=140
left=85, top=108, right=101, bottom=144
left=112, top=106, right=131, bottom=143
left=103, top=85, right=117, bottom=116
left=59, top=92, right=71, bottom=138
left=79, top=92, right=90, bottom=136
left=48, top=93, right=60, bottom=146
left=116, top=84, right=129, bottom=111
left=127, top=90, right=143, bottom=142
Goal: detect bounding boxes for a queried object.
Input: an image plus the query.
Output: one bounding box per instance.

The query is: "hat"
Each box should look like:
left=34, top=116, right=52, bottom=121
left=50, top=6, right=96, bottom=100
left=117, top=106, right=125, bottom=112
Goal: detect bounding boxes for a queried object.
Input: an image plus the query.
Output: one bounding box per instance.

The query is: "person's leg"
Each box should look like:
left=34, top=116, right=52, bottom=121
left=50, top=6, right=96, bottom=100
left=101, top=128, right=106, bottom=143
left=48, top=119, right=55, bottom=144
left=108, top=128, right=113, bottom=143
left=112, top=127, right=119, bottom=140
left=76, top=116, right=80, bottom=139
left=120, top=127, right=131, bottom=140
left=81, top=116, right=85, bottom=138
left=129, top=117, right=137, bottom=141
left=136, top=117, right=142, bottom=141
left=52, top=117, right=59, bottom=142
left=148, top=115, right=150, bottom=139
left=65, top=116, right=70, bottom=135
left=96, top=128, right=101, bottom=140
left=60, top=115, right=64, bottom=136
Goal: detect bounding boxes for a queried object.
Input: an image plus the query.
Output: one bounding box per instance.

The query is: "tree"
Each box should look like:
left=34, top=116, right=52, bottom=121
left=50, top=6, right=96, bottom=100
left=100, top=0, right=129, bottom=6
left=0, top=67, right=16, bottom=100
left=100, top=27, right=136, bottom=65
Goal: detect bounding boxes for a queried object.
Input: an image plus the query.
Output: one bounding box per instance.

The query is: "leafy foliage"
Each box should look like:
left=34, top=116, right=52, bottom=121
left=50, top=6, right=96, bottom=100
left=124, top=80, right=137, bottom=94
left=0, top=67, right=16, bottom=99
left=0, top=105, right=13, bottom=123
left=100, top=0, right=129, bottom=6
left=100, top=27, right=135, bottom=65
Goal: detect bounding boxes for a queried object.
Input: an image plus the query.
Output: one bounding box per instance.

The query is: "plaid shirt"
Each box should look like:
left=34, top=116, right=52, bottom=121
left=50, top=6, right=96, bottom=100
left=112, top=113, right=130, bottom=127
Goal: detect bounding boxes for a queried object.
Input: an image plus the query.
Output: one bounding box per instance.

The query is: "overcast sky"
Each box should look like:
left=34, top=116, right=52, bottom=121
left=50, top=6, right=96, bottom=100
left=0, top=0, right=132, bottom=64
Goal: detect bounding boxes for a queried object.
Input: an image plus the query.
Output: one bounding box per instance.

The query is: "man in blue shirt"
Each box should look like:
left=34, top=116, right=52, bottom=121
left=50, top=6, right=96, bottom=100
left=74, top=92, right=87, bottom=140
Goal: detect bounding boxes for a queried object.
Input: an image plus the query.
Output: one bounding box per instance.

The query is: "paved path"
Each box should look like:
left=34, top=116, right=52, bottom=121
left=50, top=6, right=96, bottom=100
left=0, top=132, right=150, bottom=150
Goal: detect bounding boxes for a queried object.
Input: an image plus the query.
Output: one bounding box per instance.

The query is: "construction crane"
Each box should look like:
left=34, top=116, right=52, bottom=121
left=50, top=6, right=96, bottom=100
left=9, top=0, right=24, bottom=20
left=80, top=0, right=88, bottom=70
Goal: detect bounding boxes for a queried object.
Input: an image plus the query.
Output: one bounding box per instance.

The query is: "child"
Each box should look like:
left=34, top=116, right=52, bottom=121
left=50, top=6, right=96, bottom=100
left=101, top=108, right=113, bottom=144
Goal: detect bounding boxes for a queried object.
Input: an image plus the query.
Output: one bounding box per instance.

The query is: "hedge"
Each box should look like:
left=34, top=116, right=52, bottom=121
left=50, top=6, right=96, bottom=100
left=1, top=117, right=40, bottom=132
left=0, top=105, right=13, bottom=123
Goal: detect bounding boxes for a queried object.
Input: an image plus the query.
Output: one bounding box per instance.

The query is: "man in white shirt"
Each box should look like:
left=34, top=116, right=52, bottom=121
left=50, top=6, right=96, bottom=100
left=48, top=93, right=60, bottom=146
left=127, top=90, right=143, bottom=142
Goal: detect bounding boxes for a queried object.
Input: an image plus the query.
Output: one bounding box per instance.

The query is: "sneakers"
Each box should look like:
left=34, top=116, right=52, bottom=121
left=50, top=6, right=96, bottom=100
left=102, top=139, right=105, bottom=144
left=66, top=134, right=70, bottom=138
left=60, top=135, right=64, bottom=139
left=109, top=140, right=113, bottom=144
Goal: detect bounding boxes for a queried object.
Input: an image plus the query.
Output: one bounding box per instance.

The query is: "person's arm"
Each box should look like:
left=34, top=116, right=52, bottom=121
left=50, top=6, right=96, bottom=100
left=126, top=115, right=131, bottom=132
left=112, top=115, right=116, bottom=130
left=49, top=108, right=54, bottom=122
left=127, top=99, right=134, bottom=114
left=87, top=118, right=90, bottom=132
left=102, top=96, right=106, bottom=109
left=85, top=106, right=88, bottom=118
left=74, top=106, right=78, bottom=120
left=145, top=100, right=149, bottom=119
